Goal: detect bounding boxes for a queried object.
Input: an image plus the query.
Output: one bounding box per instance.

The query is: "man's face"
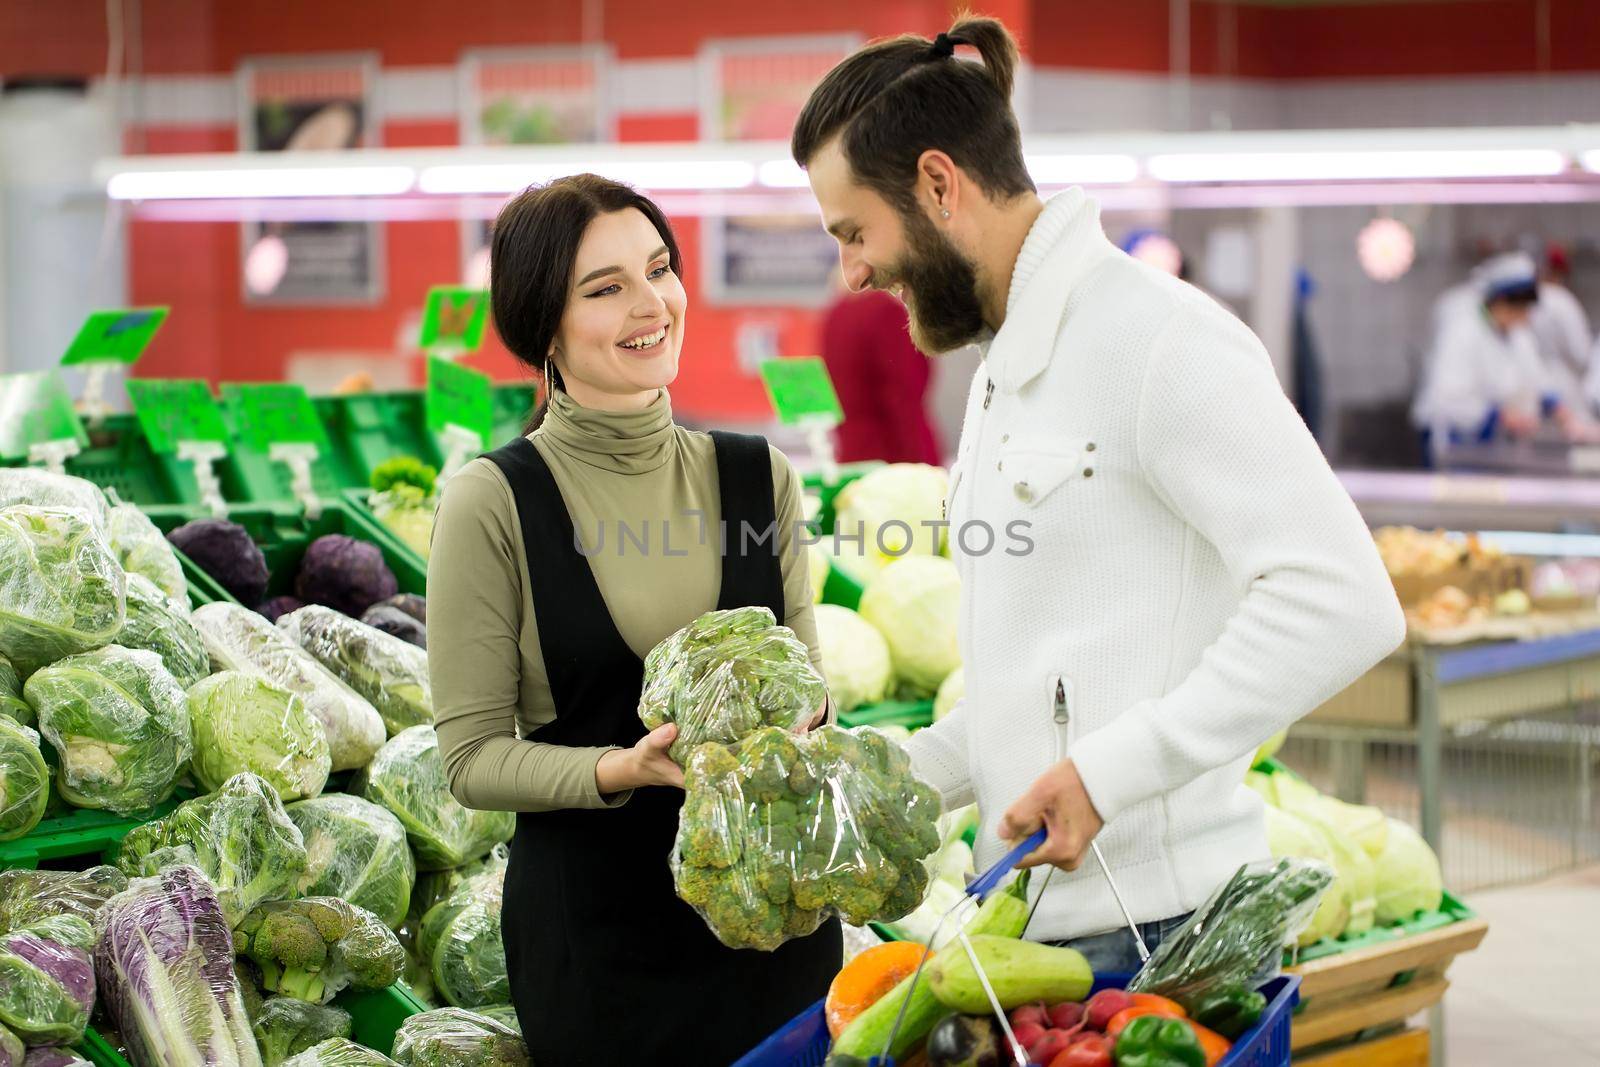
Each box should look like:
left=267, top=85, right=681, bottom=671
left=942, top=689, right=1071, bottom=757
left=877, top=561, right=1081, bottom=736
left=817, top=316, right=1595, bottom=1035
left=1487, top=299, right=1532, bottom=333
left=808, top=139, right=988, bottom=354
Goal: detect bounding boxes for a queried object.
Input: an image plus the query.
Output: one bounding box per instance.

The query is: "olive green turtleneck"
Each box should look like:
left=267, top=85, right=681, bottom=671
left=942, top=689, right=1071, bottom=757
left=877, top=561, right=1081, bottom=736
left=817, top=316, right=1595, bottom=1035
left=428, top=387, right=822, bottom=812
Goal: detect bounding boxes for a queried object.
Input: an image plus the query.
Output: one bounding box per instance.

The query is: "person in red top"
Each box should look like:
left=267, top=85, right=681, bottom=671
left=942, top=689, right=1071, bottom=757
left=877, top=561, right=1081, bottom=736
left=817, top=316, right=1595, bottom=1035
left=820, top=287, right=942, bottom=464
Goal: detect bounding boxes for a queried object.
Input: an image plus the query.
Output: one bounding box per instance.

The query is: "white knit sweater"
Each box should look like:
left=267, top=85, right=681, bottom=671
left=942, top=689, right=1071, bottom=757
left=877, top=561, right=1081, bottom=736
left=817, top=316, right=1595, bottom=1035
left=904, top=189, right=1405, bottom=943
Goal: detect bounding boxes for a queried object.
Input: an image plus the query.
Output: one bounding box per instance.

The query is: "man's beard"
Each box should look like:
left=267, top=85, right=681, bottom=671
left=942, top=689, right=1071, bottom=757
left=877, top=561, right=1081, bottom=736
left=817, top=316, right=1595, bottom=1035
left=880, top=209, right=988, bottom=355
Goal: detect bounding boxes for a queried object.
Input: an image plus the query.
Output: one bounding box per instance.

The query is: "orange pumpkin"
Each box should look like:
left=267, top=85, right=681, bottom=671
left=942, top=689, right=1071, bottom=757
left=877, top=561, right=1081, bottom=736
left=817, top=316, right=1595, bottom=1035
left=824, top=942, right=929, bottom=1039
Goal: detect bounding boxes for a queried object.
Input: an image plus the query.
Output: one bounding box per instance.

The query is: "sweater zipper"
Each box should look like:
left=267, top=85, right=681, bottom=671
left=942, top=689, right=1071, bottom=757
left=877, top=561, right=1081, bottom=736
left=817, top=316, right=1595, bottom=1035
left=1051, top=675, right=1070, bottom=763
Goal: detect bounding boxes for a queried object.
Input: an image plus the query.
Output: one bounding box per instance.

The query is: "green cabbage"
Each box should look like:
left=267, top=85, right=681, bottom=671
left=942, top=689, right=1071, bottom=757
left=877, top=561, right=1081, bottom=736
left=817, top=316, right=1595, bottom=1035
left=286, top=794, right=415, bottom=930
left=0, top=506, right=125, bottom=676
left=1373, top=819, right=1444, bottom=924
left=115, top=573, right=209, bottom=688
left=107, top=503, right=187, bottom=605
left=1253, top=729, right=1287, bottom=767
left=356, top=726, right=513, bottom=872
left=1262, top=805, right=1348, bottom=946
left=0, top=472, right=107, bottom=532
left=857, top=556, right=961, bottom=697
left=0, top=716, right=48, bottom=841
left=830, top=464, right=948, bottom=578
left=807, top=544, right=828, bottom=604
left=26, top=645, right=191, bottom=814
left=812, top=605, right=891, bottom=713
left=188, top=672, right=331, bottom=801
left=933, top=666, right=965, bottom=722
left=417, top=864, right=508, bottom=1009
left=0, top=656, right=32, bottom=728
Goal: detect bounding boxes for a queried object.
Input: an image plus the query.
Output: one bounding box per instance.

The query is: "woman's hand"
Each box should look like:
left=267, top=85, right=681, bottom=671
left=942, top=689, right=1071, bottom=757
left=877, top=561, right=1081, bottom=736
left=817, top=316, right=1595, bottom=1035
left=806, top=694, right=830, bottom=731
left=595, top=723, right=685, bottom=795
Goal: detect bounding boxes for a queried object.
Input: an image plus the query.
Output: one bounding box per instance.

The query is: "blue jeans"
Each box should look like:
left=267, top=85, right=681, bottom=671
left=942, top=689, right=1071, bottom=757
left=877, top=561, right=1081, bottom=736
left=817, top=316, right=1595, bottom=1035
left=1051, top=912, right=1193, bottom=976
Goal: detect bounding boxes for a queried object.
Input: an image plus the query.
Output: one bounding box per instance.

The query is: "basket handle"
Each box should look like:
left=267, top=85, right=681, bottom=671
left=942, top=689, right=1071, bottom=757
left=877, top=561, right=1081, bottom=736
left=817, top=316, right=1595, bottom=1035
left=966, top=827, right=1046, bottom=900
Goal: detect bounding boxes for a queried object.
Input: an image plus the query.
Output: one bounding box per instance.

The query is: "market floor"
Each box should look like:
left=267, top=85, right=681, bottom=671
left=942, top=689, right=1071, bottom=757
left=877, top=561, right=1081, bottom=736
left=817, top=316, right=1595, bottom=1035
left=1441, top=863, right=1600, bottom=1065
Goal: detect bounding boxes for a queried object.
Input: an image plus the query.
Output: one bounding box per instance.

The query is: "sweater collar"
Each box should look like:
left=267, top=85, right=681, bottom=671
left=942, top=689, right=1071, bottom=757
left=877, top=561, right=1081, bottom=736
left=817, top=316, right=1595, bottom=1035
left=983, top=188, right=1117, bottom=394
left=535, top=386, right=677, bottom=474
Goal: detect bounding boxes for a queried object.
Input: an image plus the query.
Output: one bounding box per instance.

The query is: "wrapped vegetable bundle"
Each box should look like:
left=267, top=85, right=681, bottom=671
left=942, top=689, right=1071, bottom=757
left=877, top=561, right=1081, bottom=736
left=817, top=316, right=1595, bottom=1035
left=287, top=794, right=415, bottom=931
left=188, top=673, right=330, bottom=802
left=638, top=607, right=826, bottom=764
left=107, top=503, right=186, bottom=605
left=116, top=772, right=307, bottom=928
left=407, top=849, right=503, bottom=929
left=0, top=868, right=126, bottom=932
left=391, top=1008, right=528, bottom=1067
left=23, top=1048, right=89, bottom=1067
left=357, top=726, right=512, bottom=872
left=252, top=999, right=352, bottom=1067
left=0, top=915, right=96, bottom=1046
left=193, top=604, right=384, bottom=773
left=0, top=658, right=32, bottom=728
left=672, top=725, right=941, bottom=951
left=115, top=574, right=209, bottom=688
left=417, top=861, right=507, bottom=1009
left=94, top=865, right=263, bottom=1067
left=279, top=607, right=432, bottom=736
left=0, top=718, right=47, bottom=842
left=281, top=1039, right=396, bottom=1067
left=26, top=646, right=190, bottom=815
left=0, top=1020, right=19, bottom=1067
left=0, top=474, right=107, bottom=534
left=233, top=897, right=405, bottom=1005
left=0, top=506, right=125, bottom=676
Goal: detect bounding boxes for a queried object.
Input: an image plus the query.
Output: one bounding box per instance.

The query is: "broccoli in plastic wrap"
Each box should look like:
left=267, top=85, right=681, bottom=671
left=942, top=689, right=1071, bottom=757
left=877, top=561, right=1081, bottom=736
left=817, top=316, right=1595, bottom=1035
left=233, top=897, right=405, bottom=1005
left=671, top=725, right=940, bottom=950
left=637, top=606, right=827, bottom=764
left=391, top=1007, right=528, bottom=1067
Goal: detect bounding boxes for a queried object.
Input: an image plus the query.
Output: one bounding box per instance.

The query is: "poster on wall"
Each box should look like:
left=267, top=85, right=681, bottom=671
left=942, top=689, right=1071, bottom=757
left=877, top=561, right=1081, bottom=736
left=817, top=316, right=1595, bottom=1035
left=237, top=54, right=383, bottom=305
left=457, top=47, right=613, bottom=286
left=700, top=36, right=857, bottom=306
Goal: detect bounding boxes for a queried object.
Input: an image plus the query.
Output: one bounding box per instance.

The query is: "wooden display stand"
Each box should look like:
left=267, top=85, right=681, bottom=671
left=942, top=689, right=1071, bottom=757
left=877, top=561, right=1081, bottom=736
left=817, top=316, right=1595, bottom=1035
left=1286, top=916, right=1488, bottom=1065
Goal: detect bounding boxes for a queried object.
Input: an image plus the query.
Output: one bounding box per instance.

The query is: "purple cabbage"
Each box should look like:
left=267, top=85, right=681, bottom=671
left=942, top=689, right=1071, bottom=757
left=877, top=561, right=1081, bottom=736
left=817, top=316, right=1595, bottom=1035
left=0, top=919, right=94, bottom=1047
left=356, top=606, right=425, bottom=649
left=94, top=865, right=262, bottom=1067
left=257, top=597, right=307, bottom=624
left=294, top=537, right=397, bottom=619
left=372, top=595, right=425, bottom=625
left=168, top=520, right=269, bottom=607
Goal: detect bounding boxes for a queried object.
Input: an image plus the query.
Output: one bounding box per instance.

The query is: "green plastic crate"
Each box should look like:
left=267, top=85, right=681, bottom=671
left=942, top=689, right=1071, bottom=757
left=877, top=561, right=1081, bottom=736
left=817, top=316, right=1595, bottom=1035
left=143, top=499, right=426, bottom=608
left=0, top=793, right=186, bottom=870
left=340, top=487, right=429, bottom=579
left=77, top=1023, right=127, bottom=1067
left=801, top=462, right=879, bottom=538
left=838, top=699, right=934, bottom=731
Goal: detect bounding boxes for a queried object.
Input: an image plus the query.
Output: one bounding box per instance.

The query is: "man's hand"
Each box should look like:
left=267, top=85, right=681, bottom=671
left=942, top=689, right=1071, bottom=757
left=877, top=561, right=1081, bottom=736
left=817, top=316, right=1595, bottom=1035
left=998, top=759, right=1105, bottom=871
left=1502, top=406, right=1540, bottom=439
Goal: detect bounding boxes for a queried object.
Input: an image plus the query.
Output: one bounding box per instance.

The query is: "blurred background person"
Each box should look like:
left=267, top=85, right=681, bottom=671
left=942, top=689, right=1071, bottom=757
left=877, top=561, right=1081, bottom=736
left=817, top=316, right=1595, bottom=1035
left=819, top=282, right=941, bottom=464
left=1530, top=242, right=1594, bottom=417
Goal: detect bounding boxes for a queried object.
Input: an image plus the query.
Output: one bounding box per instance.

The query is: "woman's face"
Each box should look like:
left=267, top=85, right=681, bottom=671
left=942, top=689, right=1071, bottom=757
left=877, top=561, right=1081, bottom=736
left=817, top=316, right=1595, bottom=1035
left=550, top=208, right=687, bottom=410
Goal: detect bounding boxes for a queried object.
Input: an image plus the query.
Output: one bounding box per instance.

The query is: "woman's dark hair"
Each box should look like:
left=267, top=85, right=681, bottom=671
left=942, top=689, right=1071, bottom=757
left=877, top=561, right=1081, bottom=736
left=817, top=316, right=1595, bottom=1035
left=490, top=173, right=683, bottom=432
left=790, top=14, right=1033, bottom=215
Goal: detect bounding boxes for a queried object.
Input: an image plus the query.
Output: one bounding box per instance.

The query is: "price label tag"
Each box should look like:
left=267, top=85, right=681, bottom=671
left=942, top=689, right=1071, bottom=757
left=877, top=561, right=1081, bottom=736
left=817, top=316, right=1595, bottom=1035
left=427, top=356, right=493, bottom=448
left=418, top=286, right=491, bottom=354
left=758, top=356, right=843, bottom=426
left=125, top=379, right=229, bottom=455
left=0, top=372, right=89, bottom=461
left=61, top=307, right=170, bottom=367
left=221, top=383, right=328, bottom=453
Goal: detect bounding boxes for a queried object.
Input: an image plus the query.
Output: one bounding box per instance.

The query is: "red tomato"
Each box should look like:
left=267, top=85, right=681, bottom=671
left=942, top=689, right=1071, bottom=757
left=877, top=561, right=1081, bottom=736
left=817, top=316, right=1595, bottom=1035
left=1049, top=1032, right=1113, bottom=1067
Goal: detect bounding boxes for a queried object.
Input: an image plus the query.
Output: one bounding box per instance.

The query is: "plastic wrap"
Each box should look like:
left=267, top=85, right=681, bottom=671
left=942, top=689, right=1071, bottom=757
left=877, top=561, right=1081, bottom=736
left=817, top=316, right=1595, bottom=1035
left=470, top=1005, right=519, bottom=1035
left=25, top=645, right=190, bottom=815
left=0, top=1022, right=19, bottom=1067
left=253, top=999, right=352, bottom=1067
left=373, top=595, right=425, bottom=624
left=0, top=657, right=33, bottom=728
left=106, top=504, right=186, bottom=606
left=406, top=847, right=503, bottom=928
left=0, top=473, right=107, bottom=534
left=356, top=726, right=513, bottom=872
left=1128, top=857, right=1335, bottom=1009
left=416, top=861, right=507, bottom=1010
left=286, top=794, right=415, bottom=930
left=280, top=1039, right=396, bottom=1067
left=192, top=603, right=385, bottom=773
left=0, top=867, right=127, bottom=931
left=188, top=672, right=330, bottom=801
left=0, top=916, right=96, bottom=1045
left=0, top=507, right=126, bottom=677
left=279, top=607, right=432, bottom=736
left=114, top=772, right=308, bottom=928
left=391, top=1007, right=527, bottom=1067
left=116, top=574, right=209, bottom=688
left=638, top=606, right=827, bottom=764
left=356, top=607, right=424, bottom=650
left=0, top=717, right=47, bottom=842
left=672, top=725, right=941, bottom=951
left=93, top=865, right=263, bottom=1067
left=22, top=1047, right=89, bottom=1067
left=233, top=897, right=405, bottom=1005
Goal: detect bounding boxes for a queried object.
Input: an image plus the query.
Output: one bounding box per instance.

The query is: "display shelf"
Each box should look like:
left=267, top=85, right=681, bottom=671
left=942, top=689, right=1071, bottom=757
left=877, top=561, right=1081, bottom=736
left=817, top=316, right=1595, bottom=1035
left=0, top=792, right=188, bottom=870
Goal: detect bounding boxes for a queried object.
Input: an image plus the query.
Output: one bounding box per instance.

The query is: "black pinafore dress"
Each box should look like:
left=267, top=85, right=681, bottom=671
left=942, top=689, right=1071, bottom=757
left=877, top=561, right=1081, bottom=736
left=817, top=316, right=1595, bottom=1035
left=485, top=431, right=841, bottom=1067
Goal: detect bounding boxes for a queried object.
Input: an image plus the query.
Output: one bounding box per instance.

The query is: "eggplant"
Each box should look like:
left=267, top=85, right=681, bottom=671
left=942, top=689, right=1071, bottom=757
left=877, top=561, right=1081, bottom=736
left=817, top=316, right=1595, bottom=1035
left=925, top=1013, right=1002, bottom=1067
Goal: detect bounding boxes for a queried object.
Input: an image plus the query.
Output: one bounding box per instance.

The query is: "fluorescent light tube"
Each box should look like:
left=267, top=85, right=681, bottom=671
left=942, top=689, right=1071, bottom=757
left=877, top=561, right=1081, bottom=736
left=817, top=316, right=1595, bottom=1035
left=1026, top=153, right=1140, bottom=185
left=420, top=160, right=756, bottom=194
left=106, top=166, right=415, bottom=200
left=1147, top=149, right=1567, bottom=183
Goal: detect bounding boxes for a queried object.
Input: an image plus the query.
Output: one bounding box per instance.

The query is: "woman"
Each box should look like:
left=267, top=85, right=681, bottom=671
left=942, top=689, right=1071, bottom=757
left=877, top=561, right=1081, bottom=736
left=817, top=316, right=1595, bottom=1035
left=427, top=174, right=840, bottom=1065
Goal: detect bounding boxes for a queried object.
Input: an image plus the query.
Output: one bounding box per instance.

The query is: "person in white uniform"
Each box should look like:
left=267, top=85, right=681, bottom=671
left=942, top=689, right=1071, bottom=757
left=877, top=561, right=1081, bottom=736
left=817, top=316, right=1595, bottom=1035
left=1413, top=253, right=1555, bottom=457
left=1529, top=245, right=1594, bottom=417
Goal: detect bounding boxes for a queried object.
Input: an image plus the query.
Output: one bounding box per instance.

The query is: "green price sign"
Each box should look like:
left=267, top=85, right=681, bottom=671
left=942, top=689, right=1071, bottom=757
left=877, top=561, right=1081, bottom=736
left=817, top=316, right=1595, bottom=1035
left=427, top=356, right=493, bottom=448
left=758, top=356, right=843, bottom=426
left=221, top=383, right=328, bottom=453
left=61, top=307, right=169, bottom=367
left=0, top=372, right=89, bottom=461
left=418, top=287, right=491, bottom=353
left=125, top=379, right=229, bottom=455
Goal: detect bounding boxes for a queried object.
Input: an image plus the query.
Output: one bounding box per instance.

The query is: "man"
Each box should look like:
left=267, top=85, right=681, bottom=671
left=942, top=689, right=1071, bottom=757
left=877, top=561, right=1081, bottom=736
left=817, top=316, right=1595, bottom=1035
left=792, top=16, right=1405, bottom=971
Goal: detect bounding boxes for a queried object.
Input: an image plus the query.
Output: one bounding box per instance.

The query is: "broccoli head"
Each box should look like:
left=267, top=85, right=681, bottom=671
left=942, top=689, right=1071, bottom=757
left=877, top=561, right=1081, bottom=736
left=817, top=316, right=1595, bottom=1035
left=253, top=998, right=353, bottom=1067
left=391, top=1007, right=529, bottom=1067
left=234, top=897, right=405, bottom=1004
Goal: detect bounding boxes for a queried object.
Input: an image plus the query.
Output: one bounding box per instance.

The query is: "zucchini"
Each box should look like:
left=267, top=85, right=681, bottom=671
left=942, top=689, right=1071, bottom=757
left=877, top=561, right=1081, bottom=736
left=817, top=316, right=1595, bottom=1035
left=926, top=935, right=1093, bottom=1012
left=830, top=870, right=1031, bottom=1062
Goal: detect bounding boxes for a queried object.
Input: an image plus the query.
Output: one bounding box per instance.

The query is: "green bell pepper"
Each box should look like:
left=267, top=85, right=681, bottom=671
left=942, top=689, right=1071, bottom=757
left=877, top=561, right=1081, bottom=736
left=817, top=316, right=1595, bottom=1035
left=1114, top=1015, right=1206, bottom=1067
left=1188, top=982, right=1267, bottom=1039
